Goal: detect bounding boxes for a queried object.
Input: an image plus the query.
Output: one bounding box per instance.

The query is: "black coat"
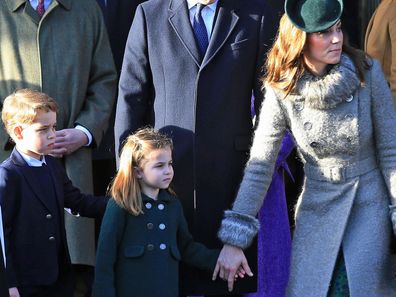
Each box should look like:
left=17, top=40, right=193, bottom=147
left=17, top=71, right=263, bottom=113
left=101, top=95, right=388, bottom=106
left=92, top=191, right=219, bottom=297
left=0, top=149, right=107, bottom=288
left=94, top=0, right=145, bottom=159
left=115, top=0, right=275, bottom=293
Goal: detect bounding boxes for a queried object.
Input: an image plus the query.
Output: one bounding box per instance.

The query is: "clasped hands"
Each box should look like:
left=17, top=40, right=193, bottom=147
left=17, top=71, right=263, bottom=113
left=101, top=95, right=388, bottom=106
left=212, top=244, right=253, bottom=292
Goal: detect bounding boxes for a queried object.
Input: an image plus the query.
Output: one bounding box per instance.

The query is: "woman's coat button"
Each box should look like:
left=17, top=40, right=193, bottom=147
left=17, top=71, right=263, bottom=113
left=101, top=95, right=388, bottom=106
left=158, top=204, right=165, bottom=210
left=310, top=141, right=319, bottom=148
left=304, top=122, right=312, bottom=130
left=345, top=95, right=353, bottom=102
left=145, top=202, right=152, bottom=209
left=159, top=223, right=166, bottom=230
left=159, top=243, right=167, bottom=250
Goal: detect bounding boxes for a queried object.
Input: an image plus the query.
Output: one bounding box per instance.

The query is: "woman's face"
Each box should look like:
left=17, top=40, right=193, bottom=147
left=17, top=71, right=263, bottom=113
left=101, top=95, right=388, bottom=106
left=303, top=21, right=343, bottom=76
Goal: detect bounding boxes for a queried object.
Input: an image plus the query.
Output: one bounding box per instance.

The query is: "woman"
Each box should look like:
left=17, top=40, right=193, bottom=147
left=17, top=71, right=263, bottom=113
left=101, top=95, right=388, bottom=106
left=213, top=0, right=396, bottom=296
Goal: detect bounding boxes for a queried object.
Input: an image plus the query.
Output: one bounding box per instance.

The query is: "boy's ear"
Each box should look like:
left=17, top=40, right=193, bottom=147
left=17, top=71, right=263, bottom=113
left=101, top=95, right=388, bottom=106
left=134, top=166, right=143, bottom=179
left=13, top=126, right=24, bottom=140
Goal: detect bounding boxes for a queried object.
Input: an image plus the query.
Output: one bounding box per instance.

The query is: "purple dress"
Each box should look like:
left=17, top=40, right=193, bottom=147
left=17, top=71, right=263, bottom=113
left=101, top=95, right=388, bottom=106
left=245, top=132, right=293, bottom=297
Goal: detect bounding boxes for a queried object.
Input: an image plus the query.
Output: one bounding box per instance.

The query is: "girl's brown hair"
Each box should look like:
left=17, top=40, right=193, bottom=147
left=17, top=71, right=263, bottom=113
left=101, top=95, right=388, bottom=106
left=109, top=127, right=173, bottom=215
left=263, top=14, right=370, bottom=95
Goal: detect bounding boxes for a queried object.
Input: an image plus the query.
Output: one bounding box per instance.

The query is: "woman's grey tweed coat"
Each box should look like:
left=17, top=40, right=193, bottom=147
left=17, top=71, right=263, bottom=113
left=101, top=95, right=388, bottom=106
left=218, top=54, right=396, bottom=297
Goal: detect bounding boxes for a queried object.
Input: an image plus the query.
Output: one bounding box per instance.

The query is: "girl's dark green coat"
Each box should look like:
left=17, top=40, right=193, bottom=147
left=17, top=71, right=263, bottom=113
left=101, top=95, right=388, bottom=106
left=92, top=190, right=219, bottom=297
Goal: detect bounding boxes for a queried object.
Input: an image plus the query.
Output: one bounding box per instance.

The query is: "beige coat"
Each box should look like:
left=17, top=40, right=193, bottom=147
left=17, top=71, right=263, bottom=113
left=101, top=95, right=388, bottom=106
left=0, top=0, right=117, bottom=265
left=365, top=0, right=396, bottom=101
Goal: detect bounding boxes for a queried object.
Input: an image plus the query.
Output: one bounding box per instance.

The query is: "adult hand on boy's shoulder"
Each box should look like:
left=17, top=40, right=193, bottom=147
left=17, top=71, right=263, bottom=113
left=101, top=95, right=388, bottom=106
left=9, top=287, right=20, bottom=297
left=51, top=128, right=89, bottom=157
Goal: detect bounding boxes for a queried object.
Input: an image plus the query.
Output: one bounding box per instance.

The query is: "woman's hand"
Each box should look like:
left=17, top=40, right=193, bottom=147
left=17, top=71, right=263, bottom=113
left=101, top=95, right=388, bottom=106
left=212, top=244, right=253, bottom=291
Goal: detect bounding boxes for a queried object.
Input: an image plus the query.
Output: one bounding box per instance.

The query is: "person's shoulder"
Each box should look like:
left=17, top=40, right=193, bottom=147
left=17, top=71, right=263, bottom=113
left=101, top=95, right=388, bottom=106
left=0, top=157, right=21, bottom=183
left=69, top=0, right=104, bottom=19
left=235, top=0, right=271, bottom=14
left=160, top=190, right=181, bottom=207
left=139, top=0, right=169, bottom=12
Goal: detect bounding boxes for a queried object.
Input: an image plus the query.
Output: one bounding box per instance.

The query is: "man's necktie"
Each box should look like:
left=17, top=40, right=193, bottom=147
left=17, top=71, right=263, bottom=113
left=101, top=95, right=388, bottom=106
left=193, top=4, right=209, bottom=58
left=37, top=0, right=45, bottom=17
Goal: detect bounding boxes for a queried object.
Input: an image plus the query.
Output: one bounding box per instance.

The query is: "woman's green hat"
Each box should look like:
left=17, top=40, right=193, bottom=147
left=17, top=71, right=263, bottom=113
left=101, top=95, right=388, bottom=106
left=285, top=0, right=343, bottom=33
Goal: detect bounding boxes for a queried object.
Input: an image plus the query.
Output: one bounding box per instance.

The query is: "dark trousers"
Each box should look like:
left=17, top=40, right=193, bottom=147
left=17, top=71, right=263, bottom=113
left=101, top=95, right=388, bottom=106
left=19, top=268, right=74, bottom=297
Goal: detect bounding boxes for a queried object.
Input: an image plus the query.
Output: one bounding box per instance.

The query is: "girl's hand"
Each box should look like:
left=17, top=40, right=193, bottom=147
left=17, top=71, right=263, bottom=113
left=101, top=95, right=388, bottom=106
left=212, top=244, right=253, bottom=291
left=9, top=287, right=20, bottom=297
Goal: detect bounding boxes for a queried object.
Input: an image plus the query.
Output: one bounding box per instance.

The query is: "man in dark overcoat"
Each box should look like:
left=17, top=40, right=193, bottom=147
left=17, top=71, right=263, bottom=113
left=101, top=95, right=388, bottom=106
left=115, top=0, right=275, bottom=295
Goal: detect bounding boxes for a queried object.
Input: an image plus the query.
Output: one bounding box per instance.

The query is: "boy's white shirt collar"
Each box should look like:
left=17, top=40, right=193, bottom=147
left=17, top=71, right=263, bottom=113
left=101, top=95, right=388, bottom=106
left=16, top=147, right=47, bottom=167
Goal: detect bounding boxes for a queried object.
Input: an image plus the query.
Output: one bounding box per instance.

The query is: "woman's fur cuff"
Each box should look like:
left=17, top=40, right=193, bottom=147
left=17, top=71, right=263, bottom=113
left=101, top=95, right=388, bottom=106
left=217, top=210, right=260, bottom=249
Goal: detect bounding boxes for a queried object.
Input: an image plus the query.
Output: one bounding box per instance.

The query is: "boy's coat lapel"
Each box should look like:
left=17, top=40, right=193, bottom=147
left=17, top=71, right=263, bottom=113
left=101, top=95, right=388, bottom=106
left=10, top=149, right=61, bottom=211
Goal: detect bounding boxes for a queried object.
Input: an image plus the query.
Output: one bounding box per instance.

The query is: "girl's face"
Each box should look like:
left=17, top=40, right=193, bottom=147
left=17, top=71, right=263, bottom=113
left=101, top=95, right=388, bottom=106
left=136, top=147, right=174, bottom=199
left=303, top=21, right=343, bottom=76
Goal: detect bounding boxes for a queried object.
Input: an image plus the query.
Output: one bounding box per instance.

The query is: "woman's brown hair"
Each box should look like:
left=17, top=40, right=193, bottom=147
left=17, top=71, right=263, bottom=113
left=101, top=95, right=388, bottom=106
left=263, top=14, right=370, bottom=95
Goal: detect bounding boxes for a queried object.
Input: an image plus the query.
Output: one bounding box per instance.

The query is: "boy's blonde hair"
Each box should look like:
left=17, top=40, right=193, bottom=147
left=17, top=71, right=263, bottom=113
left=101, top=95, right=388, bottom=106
left=2, top=89, right=58, bottom=137
left=110, top=127, right=173, bottom=215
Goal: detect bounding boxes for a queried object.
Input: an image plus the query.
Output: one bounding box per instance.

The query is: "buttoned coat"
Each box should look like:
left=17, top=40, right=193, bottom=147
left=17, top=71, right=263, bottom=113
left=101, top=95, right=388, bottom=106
left=0, top=149, right=108, bottom=289
left=0, top=0, right=117, bottom=265
left=365, top=0, right=396, bottom=101
left=92, top=191, right=219, bottom=297
left=114, top=0, right=274, bottom=293
left=219, top=55, right=396, bottom=296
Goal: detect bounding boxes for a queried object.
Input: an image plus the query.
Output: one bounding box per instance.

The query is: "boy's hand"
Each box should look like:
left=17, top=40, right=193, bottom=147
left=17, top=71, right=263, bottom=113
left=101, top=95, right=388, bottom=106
left=9, top=287, right=20, bottom=297
left=51, top=128, right=89, bottom=157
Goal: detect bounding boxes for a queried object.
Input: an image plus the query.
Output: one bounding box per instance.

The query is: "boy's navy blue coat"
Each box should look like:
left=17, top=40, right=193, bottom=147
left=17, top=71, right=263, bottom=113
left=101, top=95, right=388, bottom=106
left=92, top=190, right=220, bottom=297
left=0, top=149, right=108, bottom=289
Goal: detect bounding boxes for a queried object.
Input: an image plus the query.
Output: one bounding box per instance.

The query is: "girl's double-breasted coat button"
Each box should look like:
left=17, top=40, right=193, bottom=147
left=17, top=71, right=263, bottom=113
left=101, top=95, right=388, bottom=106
left=49, top=236, right=55, bottom=242
left=159, top=223, right=166, bottom=230
left=310, top=142, right=319, bottom=148
left=46, top=214, right=52, bottom=220
left=145, top=202, right=152, bottom=209
left=147, top=244, right=154, bottom=251
left=159, top=243, right=166, bottom=250
left=147, top=223, right=154, bottom=230
left=303, top=122, right=312, bottom=130
left=345, top=95, right=353, bottom=102
left=158, top=204, right=164, bottom=210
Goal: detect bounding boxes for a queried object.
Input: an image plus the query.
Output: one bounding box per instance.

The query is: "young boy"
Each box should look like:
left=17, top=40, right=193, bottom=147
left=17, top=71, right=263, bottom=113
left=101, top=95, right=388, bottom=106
left=0, top=89, right=108, bottom=297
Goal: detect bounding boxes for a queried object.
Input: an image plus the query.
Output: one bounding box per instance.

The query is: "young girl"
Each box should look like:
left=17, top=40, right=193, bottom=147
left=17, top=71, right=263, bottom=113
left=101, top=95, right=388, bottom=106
left=92, top=128, right=219, bottom=297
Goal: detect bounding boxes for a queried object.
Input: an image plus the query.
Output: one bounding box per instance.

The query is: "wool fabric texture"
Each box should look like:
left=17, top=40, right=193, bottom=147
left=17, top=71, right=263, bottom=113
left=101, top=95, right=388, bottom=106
left=219, top=54, right=396, bottom=296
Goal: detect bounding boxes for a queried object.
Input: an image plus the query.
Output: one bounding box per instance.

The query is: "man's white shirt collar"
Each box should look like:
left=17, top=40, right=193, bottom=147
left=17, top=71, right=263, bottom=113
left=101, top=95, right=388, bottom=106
left=187, top=0, right=218, bottom=11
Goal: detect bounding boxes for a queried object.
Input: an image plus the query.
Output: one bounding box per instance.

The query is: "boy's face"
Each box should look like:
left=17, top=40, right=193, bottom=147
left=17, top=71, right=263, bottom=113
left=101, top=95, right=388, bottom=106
left=14, top=110, right=57, bottom=160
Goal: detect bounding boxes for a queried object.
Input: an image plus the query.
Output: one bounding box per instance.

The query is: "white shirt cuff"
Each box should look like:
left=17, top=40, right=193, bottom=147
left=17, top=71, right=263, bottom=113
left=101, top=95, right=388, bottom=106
left=75, top=125, right=92, bottom=146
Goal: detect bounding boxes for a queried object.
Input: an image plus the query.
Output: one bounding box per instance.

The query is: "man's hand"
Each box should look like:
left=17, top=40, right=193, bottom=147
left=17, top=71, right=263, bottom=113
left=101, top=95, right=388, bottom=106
left=212, top=244, right=253, bottom=292
left=9, top=287, right=20, bottom=297
left=50, top=128, right=89, bottom=157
